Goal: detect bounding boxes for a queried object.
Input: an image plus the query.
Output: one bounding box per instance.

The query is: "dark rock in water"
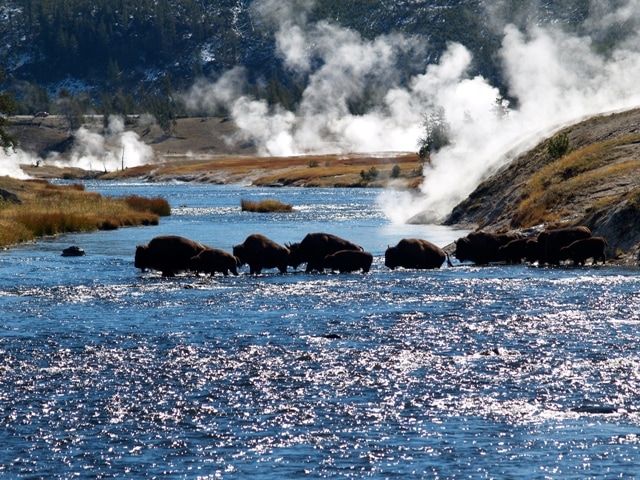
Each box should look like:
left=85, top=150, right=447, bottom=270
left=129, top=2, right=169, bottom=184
left=571, top=404, right=618, bottom=414
left=61, top=246, right=85, bottom=257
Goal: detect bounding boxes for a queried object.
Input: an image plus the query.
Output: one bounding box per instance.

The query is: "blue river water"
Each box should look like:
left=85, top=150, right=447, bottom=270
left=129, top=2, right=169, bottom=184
left=1, top=182, right=640, bottom=478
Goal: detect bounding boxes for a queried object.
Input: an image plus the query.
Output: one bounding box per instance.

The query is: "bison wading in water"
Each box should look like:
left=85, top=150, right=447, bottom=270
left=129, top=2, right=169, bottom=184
left=454, top=231, right=520, bottom=265
left=385, top=238, right=448, bottom=270
left=233, top=234, right=290, bottom=274
left=288, top=233, right=363, bottom=273
left=135, top=235, right=207, bottom=277
left=559, top=236, right=607, bottom=266
left=323, top=250, right=373, bottom=273
left=190, top=248, right=241, bottom=276
left=498, top=238, right=535, bottom=264
left=535, top=226, right=592, bottom=265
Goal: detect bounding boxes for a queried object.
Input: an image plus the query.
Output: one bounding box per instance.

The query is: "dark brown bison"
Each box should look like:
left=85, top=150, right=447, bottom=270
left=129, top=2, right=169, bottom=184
left=135, top=235, right=207, bottom=277
left=498, top=238, right=535, bottom=264
left=385, top=238, right=448, bottom=270
left=559, top=237, right=607, bottom=266
left=454, top=231, right=520, bottom=265
left=288, top=233, right=363, bottom=273
left=535, top=226, right=592, bottom=265
left=189, top=248, right=241, bottom=276
left=323, top=250, right=373, bottom=273
left=233, top=234, right=290, bottom=274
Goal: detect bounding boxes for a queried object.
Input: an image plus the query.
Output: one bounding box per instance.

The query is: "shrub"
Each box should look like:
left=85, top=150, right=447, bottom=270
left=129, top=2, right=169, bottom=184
left=391, top=165, right=401, bottom=178
left=360, top=166, right=379, bottom=181
left=547, top=132, right=571, bottom=161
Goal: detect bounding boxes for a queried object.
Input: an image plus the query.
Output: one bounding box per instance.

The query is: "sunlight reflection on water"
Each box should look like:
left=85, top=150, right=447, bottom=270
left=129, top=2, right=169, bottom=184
left=0, top=183, right=639, bottom=478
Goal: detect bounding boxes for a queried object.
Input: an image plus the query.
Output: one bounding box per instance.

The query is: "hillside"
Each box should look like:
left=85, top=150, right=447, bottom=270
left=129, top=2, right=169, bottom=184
left=442, top=108, right=640, bottom=264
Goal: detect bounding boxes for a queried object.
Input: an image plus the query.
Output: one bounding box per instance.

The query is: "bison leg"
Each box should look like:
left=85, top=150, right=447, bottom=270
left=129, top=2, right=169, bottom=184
left=249, top=264, right=259, bottom=275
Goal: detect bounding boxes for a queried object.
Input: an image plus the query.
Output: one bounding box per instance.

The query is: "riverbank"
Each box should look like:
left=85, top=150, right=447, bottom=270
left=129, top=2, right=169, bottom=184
left=0, top=176, right=168, bottom=248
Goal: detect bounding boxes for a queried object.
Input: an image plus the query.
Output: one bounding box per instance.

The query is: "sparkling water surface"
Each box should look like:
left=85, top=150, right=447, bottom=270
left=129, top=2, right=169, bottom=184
left=1, top=183, right=639, bottom=478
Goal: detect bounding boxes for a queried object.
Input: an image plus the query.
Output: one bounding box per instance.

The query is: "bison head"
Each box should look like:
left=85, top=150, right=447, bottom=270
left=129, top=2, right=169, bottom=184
left=134, top=245, right=149, bottom=270
left=286, top=242, right=303, bottom=269
left=232, top=244, right=247, bottom=265
left=453, top=237, right=471, bottom=263
left=384, top=246, right=399, bottom=270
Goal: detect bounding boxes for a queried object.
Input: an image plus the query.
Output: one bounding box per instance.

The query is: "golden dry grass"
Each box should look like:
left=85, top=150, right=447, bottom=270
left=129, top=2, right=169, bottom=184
left=512, top=134, right=640, bottom=227
left=0, top=177, right=166, bottom=247
left=98, top=153, right=424, bottom=187
left=241, top=198, right=294, bottom=213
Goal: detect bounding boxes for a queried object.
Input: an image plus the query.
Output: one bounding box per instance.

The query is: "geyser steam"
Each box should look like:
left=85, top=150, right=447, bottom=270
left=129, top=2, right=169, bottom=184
left=184, top=0, right=640, bottom=223
left=0, top=115, right=153, bottom=177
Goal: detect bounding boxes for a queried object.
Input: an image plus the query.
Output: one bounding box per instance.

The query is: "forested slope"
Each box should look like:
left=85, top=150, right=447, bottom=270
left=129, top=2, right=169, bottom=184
left=0, top=0, right=604, bottom=112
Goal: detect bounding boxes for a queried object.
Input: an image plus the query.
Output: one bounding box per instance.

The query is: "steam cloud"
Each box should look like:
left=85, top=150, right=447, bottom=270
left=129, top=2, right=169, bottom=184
left=0, top=115, right=153, bottom=178
left=184, top=0, right=640, bottom=223
left=4, top=1, right=640, bottom=225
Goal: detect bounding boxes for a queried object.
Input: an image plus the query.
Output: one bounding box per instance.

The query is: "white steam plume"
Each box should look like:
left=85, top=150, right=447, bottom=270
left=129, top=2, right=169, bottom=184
left=0, top=149, right=34, bottom=179
left=183, top=0, right=640, bottom=223
left=48, top=115, right=153, bottom=172
left=0, top=115, right=154, bottom=178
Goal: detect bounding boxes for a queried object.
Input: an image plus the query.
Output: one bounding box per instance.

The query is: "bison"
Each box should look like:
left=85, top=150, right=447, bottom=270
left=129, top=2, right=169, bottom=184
left=535, top=226, right=592, bottom=266
left=135, top=235, right=207, bottom=277
left=323, top=250, right=373, bottom=273
left=454, top=231, right=520, bottom=265
left=190, top=248, right=241, bottom=276
left=288, top=233, right=363, bottom=273
left=385, top=238, right=448, bottom=270
left=559, top=237, right=607, bottom=266
left=233, top=234, right=290, bottom=274
left=498, top=238, right=535, bottom=264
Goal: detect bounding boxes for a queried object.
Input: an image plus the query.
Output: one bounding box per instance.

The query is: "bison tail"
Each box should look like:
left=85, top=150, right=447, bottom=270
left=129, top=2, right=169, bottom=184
left=446, top=253, right=453, bottom=267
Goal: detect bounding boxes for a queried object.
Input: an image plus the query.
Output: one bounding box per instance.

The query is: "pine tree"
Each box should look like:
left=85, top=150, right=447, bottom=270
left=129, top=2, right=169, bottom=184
left=0, top=70, right=18, bottom=151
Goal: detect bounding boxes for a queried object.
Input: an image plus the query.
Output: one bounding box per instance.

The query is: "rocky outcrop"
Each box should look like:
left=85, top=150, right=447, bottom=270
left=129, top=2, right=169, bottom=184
left=441, top=108, right=640, bottom=264
left=0, top=188, right=21, bottom=204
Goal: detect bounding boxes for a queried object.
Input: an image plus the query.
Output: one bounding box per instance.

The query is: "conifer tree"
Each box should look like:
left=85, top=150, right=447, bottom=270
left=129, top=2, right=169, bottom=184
left=0, top=70, right=18, bottom=152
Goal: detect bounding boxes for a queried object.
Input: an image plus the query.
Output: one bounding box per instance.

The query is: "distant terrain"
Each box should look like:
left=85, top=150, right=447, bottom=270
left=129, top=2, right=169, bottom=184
left=9, top=115, right=424, bottom=188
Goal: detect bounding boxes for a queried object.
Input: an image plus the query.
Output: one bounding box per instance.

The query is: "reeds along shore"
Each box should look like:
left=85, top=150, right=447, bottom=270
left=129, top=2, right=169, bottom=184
left=0, top=178, right=169, bottom=248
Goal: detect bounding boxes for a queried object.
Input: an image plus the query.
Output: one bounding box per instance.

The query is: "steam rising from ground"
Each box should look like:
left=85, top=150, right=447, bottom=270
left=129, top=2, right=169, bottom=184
left=4, top=2, right=640, bottom=225
left=184, top=0, right=640, bottom=223
left=1, top=115, right=153, bottom=178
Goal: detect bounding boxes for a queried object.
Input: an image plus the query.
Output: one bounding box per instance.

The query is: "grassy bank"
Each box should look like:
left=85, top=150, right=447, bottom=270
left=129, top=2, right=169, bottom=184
left=0, top=177, right=169, bottom=248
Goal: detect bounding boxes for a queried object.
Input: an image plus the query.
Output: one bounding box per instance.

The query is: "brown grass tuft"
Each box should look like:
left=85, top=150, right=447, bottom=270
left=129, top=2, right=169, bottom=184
left=123, top=194, right=171, bottom=216
left=241, top=198, right=294, bottom=213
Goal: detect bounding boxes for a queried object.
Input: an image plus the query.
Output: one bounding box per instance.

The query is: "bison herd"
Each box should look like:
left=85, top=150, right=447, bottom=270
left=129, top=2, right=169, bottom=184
left=134, top=226, right=608, bottom=277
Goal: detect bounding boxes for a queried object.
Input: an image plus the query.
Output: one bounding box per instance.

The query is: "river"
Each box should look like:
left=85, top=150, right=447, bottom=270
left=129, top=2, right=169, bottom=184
left=1, top=182, right=639, bottom=478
